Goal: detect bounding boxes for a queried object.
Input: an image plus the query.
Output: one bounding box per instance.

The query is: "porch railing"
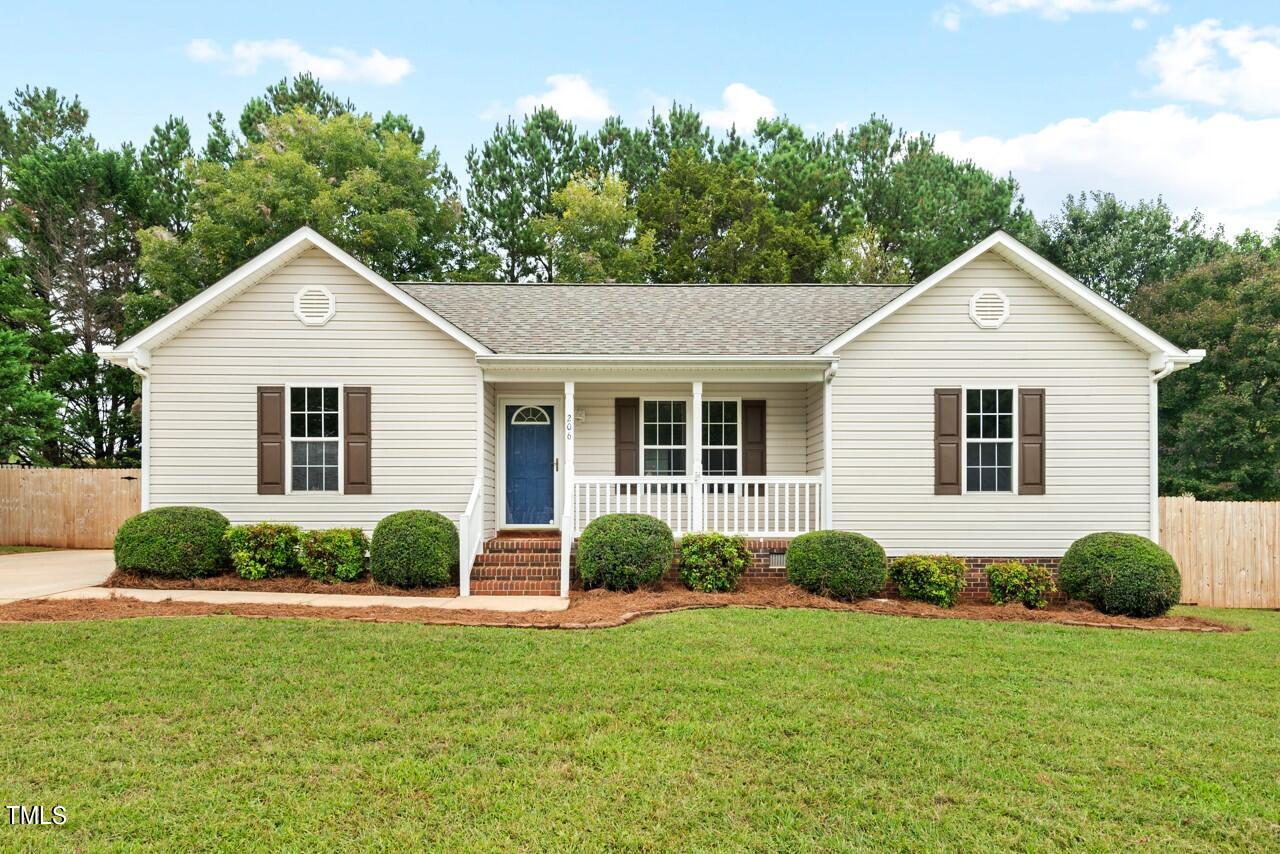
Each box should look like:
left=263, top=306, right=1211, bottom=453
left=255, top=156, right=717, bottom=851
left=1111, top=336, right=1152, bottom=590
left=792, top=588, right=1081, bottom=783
left=457, top=476, right=484, bottom=596
left=570, top=474, right=823, bottom=538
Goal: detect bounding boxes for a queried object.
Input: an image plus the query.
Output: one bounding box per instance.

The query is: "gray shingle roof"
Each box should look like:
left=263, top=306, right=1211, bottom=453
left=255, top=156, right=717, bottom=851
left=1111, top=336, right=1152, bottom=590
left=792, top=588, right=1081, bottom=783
left=394, top=282, right=911, bottom=355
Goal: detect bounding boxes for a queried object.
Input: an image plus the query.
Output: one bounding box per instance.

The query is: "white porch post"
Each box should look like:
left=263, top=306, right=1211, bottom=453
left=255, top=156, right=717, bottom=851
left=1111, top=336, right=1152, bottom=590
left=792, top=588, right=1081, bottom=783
left=690, top=381, right=703, bottom=532
left=561, top=381, right=575, bottom=597
left=822, top=369, right=834, bottom=530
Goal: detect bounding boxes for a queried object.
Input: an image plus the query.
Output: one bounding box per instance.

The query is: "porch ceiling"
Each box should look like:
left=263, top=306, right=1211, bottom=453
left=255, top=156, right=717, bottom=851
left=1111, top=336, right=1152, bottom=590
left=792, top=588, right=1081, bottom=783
left=476, top=354, right=837, bottom=384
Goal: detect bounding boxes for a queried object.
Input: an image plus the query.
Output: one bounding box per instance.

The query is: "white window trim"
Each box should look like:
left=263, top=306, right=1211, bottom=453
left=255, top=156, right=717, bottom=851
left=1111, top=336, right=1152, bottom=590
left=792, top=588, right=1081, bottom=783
left=638, top=396, right=743, bottom=478
left=961, top=385, right=1018, bottom=496
left=284, top=382, right=344, bottom=496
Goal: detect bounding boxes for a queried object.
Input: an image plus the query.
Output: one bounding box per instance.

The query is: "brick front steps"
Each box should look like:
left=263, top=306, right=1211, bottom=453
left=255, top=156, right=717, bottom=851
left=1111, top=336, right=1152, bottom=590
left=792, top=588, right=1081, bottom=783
left=471, top=534, right=562, bottom=596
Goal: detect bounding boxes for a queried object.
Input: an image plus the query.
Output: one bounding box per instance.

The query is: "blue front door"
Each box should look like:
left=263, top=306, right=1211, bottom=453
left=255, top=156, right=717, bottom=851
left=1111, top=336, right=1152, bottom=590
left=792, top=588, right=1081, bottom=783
left=505, top=404, right=555, bottom=525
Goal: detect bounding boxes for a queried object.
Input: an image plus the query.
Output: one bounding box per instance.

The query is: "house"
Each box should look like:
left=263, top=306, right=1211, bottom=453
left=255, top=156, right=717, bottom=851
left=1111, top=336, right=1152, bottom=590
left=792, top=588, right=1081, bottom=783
left=102, top=227, right=1203, bottom=597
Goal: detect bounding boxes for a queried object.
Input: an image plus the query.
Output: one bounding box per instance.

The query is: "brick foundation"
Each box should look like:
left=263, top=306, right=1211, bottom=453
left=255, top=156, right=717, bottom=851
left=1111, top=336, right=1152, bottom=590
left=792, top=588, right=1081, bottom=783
left=514, top=534, right=1066, bottom=602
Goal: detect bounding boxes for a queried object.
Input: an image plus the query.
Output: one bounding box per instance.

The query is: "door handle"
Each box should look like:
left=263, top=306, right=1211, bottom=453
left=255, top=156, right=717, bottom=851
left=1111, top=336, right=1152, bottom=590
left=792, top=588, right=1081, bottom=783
left=555, top=458, right=560, bottom=472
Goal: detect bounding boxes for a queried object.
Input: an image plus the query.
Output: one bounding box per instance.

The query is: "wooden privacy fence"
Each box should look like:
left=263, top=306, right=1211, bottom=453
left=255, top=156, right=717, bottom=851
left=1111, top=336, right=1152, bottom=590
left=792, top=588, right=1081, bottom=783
left=1161, top=496, right=1280, bottom=609
left=0, top=466, right=141, bottom=549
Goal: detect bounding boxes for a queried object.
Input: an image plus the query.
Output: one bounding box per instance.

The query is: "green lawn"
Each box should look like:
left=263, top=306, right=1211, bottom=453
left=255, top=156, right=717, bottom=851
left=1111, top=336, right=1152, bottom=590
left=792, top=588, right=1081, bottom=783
left=1, top=608, right=1276, bottom=850
left=0, top=545, right=53, bottom=555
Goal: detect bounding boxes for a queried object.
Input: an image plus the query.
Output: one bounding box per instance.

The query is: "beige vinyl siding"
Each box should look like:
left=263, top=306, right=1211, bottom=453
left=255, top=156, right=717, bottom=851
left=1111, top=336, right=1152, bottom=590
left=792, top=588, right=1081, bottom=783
left=830, top=251, right=1151, bottom=555
left=805, top=381, right=824, bottom=476
left=148, top=249, right=480, bottom=530
left=482, top=382, right=497, bottom=538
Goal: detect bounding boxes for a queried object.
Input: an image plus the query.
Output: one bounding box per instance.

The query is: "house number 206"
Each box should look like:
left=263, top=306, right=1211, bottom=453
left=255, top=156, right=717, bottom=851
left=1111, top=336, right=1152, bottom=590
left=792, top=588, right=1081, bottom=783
left=565, top=412, right=574, bottom=441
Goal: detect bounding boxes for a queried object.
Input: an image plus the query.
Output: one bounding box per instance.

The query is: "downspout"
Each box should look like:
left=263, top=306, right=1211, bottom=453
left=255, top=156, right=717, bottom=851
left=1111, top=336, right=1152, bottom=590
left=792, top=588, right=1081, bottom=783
left=1148, top=350, right=1205, bottom=544
left=822, top=363, right=836, bottom=530
left=125, top=353, right=151, bottom=511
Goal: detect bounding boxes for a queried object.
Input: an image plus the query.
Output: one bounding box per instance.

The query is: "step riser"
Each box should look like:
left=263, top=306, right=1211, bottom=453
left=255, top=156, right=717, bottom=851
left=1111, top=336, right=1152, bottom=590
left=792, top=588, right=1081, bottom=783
left=470, top=581, right=559, bottom=595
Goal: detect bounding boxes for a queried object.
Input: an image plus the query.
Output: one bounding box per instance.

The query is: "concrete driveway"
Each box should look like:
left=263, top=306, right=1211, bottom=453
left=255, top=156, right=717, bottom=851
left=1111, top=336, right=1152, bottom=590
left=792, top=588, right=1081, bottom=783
left=0, top=550, right=115, bottom=604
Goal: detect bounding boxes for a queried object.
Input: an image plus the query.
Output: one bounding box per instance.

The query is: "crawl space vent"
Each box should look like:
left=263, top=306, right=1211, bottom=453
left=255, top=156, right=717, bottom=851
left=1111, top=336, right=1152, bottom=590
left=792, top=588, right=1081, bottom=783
left=293, top=285, right=336, bottom=326
left=968, top=289, right=1009, bottom=329
left=769, top=552, right=786, bottom=570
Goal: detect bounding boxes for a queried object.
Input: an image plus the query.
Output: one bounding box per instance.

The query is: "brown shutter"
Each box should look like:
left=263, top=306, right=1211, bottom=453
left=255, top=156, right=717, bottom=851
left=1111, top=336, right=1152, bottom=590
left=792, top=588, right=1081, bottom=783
left=257, top=386, right=285, bottom=495
left=1018, top=388, right=1045, bottom=495
left=344, top=386, right=372, bottom=495
left=615, top=398, right=639, bottom=475
left=742, top=400, right=766, bottom=497
left=934, top=388, right=962, bottom=495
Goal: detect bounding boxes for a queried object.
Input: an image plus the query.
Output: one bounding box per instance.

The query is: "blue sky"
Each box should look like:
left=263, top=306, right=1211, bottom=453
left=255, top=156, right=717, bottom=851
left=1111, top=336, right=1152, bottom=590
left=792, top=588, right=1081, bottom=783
left=5, top=0, right=1280, bottom=232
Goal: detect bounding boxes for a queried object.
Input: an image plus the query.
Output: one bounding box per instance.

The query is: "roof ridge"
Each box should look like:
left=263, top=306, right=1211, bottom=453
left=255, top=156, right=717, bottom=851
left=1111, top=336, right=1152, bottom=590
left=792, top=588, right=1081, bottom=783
left=395, top=281, right=907, bottom=288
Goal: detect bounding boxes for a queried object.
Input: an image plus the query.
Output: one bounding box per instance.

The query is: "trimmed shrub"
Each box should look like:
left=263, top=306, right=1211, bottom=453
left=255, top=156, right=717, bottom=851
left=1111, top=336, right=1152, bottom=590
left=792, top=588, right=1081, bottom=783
left=225, top=522, right=302, bottom=580
left=1059, top=532, right=1181, bottom=617
left=985, top=561, right=1056, bottom=609
left=300, top=528, right=369, bottom=583
left=113, top=506, right=231, bottom=578
left=370, top=510, right=457, bottom=588
left=890, top=554, right=967, bottom=608
left=786, top=530, right=887, bottom=600
left=577, top=514, right=674, bottom=592
left=678, top=532, right=752, bottom=593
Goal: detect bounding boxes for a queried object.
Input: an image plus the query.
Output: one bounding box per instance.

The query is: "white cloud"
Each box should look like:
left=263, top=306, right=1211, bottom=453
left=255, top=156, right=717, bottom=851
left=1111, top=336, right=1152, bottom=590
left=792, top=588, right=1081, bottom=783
left=934, top=5, right=963, bottom=30
left=936, top=0, right=1165, bottom=29
left=968, top=0, right=1165, bottom=19
left=185, top=39, right=411, bottom=85
left=1131, top=17, right=1149, bottom=30
left=934, top=106, right=1280, bottom=234
left=1144, top=19, right=1280, bottom=115
left=703, top=83, right=777, bottom=131
left=514, top=74, right=612, bottom=122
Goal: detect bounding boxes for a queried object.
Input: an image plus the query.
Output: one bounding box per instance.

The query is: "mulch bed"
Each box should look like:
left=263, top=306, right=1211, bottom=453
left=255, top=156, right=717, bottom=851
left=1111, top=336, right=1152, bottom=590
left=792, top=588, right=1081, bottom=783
left=0, top=583, right=1239, bottom=632
left=104, top=569, right=457, bottom=599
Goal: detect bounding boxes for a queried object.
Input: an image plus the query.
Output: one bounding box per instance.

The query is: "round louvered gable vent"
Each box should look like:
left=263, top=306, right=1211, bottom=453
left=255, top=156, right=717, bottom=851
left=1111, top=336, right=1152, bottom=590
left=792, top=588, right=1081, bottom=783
left=293, top=285, right=336, bottom=326
left=968, top=288, right=1009, bottom=329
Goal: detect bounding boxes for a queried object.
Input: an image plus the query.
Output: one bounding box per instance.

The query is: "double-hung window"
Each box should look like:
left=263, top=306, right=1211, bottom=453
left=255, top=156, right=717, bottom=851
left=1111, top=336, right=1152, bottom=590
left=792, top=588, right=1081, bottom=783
left=642, top=400, right=686, bottom=476
left=964, top=388, right=1013, bottom=493
left=290, top=386, right=340, bottom=492
left=701, top=400, right=739, bottom=477
left=641, top=398, right=741, bottom=482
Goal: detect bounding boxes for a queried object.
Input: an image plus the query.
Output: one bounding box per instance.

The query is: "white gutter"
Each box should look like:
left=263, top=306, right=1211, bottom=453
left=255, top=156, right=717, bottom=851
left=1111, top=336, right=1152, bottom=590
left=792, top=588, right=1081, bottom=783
left=1148, top=349, right=1205, bottom=542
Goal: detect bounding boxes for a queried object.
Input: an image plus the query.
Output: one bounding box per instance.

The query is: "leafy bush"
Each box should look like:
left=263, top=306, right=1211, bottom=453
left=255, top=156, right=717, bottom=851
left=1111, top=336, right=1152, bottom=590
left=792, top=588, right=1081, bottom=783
left=113, top=506, right=231, bottom=578
left=370, top=510, right=457, bottom=588
left=225, top=522, right=302, bottom=580
left=890, top=554, right=967, bottom=608
left=785, top=531, right=887, bottom=600
left=678, top=532, right=753, bottom=592
left=985, top=561, right=1056, bottom=609
left=300, top=528, right=369, bottom=583
left=1059, top=532, right=1181, bottom=617
left=577, top=514, right=674, bottom=592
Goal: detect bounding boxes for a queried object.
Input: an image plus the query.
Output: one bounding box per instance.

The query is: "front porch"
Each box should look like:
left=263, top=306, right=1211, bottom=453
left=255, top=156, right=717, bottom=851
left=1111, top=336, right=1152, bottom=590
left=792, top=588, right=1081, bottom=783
left=457, top=358, right=836, bottom=596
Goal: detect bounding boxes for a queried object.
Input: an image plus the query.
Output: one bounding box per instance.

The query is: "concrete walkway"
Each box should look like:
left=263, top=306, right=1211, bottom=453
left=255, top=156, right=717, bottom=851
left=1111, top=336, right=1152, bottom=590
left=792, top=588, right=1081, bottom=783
left=0, top=548, right=566, bottom=612
left=0, top=549, right=115, bottom=604
left=42, top=586, right=568, bottom=612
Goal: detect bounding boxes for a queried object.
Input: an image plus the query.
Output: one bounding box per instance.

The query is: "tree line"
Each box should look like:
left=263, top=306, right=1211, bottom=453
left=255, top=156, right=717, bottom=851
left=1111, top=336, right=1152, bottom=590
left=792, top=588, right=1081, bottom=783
left=1, top=75, right=1276, bottom=499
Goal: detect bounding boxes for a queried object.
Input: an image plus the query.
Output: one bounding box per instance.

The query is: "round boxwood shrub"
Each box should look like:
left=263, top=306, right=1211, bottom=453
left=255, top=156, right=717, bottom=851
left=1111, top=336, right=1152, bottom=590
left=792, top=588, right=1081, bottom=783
left=370, top=510, right=458, bottom=588
left=890, top=554, right=967, bottom=608
left=1059, top=532, right=1181, bottom=617
left=678, top=532, right=753, bottom=593
left=577, top=514, right=674, bottom=591
left=113, top=506, right=231, bottom=578
left=785, top=530, right=887, bottom=600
